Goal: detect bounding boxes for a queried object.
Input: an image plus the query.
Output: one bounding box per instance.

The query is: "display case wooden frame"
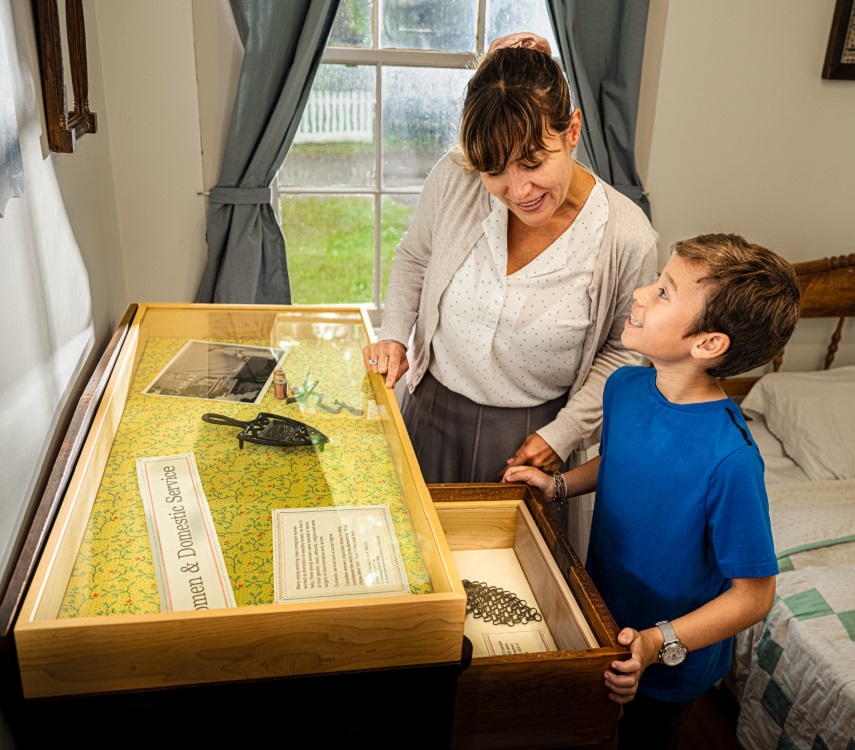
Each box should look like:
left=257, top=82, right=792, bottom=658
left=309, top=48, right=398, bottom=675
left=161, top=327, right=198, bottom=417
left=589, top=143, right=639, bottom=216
left=12, top=304, right=466, bottom=699
left=431, top=484, right=630, bottom=750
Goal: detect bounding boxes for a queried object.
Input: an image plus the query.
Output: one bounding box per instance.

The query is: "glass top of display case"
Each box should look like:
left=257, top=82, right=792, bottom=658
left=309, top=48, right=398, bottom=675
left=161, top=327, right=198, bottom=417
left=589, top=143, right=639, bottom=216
left=57, top=306, right=435, bottom=618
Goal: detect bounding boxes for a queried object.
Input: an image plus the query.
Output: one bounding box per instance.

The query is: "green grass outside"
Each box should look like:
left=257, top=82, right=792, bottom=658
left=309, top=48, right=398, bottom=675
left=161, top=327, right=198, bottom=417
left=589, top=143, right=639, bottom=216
left=282, top=194, right=415, bottom=305
left=286, top=141, right=374, bottom=161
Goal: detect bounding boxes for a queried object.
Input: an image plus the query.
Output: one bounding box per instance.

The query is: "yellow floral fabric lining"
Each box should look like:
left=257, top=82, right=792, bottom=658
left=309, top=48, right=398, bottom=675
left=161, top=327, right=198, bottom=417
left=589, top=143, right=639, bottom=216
left=59, top=331, right=431, bottom=618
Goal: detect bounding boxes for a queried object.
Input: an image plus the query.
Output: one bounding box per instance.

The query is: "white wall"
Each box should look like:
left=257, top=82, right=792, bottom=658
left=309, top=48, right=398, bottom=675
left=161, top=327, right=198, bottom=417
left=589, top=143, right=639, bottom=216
left=52, top=0, right=124, bottom=332
left=639, top=0, right=855, bottom=370
left=94, top=0, right=208, bottom=304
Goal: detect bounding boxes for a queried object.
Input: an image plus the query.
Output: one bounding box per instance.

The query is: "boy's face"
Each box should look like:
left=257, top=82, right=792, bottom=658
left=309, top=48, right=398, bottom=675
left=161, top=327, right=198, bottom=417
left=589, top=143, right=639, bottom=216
left=622, top=254, right=711, bottom=368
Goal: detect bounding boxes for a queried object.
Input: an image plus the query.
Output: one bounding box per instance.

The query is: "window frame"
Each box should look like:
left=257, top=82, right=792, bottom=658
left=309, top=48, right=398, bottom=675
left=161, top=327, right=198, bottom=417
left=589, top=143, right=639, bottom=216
left=277, top=8, right=488, bottom=323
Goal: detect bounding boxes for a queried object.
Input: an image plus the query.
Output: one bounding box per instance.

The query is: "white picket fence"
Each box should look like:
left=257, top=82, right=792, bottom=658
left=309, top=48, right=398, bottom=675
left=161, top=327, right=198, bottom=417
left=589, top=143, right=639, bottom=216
left=295, top=90, right=373, bottom=144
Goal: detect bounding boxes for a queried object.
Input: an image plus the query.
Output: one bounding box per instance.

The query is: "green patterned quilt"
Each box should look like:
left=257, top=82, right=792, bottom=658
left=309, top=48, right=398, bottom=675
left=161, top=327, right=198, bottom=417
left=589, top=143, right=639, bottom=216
left=733, top=480, right=855, bottom=749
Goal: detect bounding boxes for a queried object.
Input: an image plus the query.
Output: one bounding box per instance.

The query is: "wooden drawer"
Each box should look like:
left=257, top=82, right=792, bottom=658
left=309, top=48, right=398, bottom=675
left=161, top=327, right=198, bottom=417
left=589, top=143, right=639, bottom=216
left=431, top=484, right=629, bottom=749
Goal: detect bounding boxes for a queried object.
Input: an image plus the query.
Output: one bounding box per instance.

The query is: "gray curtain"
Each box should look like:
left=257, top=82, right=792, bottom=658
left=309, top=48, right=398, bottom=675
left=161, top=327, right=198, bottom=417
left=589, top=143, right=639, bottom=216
left=546, top=0, right=651, bottom=219
left=196, top=0, right=340, bottom=304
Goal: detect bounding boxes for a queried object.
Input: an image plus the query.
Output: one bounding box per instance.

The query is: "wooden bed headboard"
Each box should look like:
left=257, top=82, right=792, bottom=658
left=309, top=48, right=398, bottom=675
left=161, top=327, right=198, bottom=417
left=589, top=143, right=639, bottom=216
left=721, top=253, right=855, bottom=397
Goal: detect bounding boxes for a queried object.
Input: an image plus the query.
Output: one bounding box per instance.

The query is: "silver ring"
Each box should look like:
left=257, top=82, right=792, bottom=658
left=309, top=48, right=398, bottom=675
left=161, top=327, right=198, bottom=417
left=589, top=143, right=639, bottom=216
left=368, top=359, right=378, bottom=365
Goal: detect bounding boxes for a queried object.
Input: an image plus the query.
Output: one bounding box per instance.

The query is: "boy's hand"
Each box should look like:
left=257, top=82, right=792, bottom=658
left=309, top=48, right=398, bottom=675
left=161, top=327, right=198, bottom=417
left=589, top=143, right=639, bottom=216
left=603, top=627, right=661, bottom=704
left=502, top=465, right=554, bottom=500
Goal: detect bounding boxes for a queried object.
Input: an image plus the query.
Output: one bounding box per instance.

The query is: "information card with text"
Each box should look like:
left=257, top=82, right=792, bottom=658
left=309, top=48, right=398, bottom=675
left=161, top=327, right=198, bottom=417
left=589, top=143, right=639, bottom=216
left=273, top=505, right=410, bottom=603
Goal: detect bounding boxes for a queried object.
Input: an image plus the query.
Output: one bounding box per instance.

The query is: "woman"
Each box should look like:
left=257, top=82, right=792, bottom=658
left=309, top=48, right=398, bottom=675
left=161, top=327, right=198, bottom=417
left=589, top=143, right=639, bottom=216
left=363, top=34, right=657, bottom=485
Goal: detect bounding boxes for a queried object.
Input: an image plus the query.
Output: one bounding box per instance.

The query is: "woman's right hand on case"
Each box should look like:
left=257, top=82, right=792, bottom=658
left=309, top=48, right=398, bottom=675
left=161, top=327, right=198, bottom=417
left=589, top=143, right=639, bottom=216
left=363, top=340, right=408, bottom=388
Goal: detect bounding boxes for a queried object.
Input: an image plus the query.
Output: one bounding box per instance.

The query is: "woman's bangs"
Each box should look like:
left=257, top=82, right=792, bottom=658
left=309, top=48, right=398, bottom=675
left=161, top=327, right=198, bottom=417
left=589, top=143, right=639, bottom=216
left=465, top=94, right=546, bottom=174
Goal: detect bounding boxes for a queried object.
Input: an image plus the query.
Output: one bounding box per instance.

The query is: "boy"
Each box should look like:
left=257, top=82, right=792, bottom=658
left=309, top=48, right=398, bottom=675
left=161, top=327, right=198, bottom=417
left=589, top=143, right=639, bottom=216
left=504, top=234, right=801, bottom=749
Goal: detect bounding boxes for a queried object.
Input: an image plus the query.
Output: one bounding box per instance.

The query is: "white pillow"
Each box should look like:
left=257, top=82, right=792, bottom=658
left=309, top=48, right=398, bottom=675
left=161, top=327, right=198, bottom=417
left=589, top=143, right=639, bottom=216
left=741, top=366, right=855, bottom=481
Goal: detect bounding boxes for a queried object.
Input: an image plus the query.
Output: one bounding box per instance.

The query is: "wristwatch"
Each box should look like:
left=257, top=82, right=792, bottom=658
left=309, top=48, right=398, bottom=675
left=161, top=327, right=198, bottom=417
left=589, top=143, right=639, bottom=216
left=656, top=620, right=687, bottom=666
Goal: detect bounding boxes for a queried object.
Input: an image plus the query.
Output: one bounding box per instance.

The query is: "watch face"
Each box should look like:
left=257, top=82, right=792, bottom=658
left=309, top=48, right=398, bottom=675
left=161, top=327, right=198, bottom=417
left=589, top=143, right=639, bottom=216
left=661, top=643, right=687, bottom=667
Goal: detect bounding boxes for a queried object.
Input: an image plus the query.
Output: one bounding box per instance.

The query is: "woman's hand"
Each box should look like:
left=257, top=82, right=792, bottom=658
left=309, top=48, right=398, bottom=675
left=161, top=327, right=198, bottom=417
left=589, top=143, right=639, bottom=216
left=363, top=341, right=408, bottom=388
left=502, top=465, right=554, bottom=500
left=501, top=433, right=561, bottom=477
left=487, top=32, right=552, bottom=56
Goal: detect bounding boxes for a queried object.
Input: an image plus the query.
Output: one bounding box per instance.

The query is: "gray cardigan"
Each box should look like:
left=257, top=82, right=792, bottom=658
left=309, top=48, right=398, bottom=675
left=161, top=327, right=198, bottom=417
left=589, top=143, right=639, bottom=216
left=379, top=151, right=658, bottom=460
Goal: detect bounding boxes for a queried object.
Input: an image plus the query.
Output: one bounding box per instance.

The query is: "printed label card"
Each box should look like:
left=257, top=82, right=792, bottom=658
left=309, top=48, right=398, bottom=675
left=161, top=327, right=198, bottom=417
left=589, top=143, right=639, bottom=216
left=482, top=630, right=552, bottom=656
left=137, top=453, right=236, bottom=612
left=273, top=505, right=410, bottom=603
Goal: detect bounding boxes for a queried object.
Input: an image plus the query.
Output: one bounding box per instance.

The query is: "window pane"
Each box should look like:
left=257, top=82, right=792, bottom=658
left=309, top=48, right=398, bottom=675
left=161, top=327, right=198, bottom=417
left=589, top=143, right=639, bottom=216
left=485, top=0, right=558, bottom=54
left=382, top=66, right=470, bottom=187
left=381, top=0, right=475, bottom=52
left=283, top=195, right=374, bottom=304
left=280, top=65, right=375, bottom=188
left=380, top=195, right=418, bottom=302
left=329, top=0, right=372, bottom=47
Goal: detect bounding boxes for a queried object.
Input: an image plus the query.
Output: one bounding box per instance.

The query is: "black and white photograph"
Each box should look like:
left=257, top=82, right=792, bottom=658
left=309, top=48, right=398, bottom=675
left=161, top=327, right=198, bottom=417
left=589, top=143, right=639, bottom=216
left=143, top=340, right=286, bottom=404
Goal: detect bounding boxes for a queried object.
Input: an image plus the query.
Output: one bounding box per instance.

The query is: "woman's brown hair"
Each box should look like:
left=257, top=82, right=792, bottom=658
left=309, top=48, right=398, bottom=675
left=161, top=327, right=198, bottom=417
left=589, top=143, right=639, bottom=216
left=459, top=47, right=575, bottom=175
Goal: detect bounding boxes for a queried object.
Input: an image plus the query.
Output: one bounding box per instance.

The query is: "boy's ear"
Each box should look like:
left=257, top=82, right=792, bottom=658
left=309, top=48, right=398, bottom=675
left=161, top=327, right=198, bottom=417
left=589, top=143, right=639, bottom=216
left=691, top=332, right=730, bottom=363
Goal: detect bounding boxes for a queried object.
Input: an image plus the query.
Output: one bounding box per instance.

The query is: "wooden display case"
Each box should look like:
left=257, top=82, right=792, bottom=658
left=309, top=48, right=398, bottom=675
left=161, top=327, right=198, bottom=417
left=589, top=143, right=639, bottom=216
left=431, top=484, right=629, bottom=750
left=10, top=304, right=466, bottom=700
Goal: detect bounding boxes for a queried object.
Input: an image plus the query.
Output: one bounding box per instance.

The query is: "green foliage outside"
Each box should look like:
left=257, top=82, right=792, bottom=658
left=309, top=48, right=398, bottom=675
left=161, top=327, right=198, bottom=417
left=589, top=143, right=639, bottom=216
left=285, top=141, right=374, bottom=164
left=282, top=195, right=414, bottom=305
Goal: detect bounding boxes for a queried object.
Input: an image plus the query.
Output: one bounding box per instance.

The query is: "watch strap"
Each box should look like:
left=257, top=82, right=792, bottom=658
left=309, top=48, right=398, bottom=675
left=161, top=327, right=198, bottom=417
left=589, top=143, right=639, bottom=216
left=656, top=619, right=677, bottom=646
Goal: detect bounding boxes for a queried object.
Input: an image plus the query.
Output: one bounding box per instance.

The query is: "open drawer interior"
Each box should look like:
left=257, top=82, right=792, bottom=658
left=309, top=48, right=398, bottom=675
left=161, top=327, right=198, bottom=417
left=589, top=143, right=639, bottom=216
left=435, top=500, right=597, bottom=658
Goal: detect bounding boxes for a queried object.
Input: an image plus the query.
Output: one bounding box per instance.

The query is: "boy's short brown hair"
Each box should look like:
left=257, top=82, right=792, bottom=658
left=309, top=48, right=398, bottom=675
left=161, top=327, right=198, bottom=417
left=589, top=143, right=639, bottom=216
left=674, top=234, right=801, bottom=379
left=459, top=47, right=574, bottom=175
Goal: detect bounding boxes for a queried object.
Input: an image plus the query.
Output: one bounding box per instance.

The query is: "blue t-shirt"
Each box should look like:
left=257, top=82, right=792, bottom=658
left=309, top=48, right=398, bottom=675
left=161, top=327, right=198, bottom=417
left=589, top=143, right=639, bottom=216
left=586, top=366, right=778, bottom=702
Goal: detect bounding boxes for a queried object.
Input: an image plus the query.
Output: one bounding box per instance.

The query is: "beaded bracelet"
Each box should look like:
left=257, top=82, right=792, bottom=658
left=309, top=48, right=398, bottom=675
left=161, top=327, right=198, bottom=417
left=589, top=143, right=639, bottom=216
left=552, top=471, right=568, bottom=506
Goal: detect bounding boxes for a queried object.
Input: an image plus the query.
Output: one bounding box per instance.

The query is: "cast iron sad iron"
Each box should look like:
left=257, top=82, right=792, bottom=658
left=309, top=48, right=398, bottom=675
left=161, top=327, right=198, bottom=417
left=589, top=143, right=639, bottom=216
left=201, top=412, right=330, bottom=451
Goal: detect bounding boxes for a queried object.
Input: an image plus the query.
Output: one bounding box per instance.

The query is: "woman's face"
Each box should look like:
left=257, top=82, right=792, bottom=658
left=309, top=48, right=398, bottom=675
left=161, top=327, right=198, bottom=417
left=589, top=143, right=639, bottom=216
left=479, top=111, right=581, bottom=228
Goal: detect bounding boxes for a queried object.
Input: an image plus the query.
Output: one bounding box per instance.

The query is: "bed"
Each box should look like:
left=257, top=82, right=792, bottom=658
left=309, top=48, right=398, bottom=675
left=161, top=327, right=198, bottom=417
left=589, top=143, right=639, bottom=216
left=719, top=254, right=855, bottom=749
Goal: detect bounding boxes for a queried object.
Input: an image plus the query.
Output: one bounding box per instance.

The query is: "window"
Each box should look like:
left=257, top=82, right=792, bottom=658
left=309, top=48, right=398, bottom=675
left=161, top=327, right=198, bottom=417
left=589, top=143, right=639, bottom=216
left=278, top=0, right=557, bottom=318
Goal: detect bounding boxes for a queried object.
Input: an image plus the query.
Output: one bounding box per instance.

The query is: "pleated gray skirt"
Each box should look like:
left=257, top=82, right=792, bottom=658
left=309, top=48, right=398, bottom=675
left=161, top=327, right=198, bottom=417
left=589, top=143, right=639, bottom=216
left=400, top=371, right=570, bottom=484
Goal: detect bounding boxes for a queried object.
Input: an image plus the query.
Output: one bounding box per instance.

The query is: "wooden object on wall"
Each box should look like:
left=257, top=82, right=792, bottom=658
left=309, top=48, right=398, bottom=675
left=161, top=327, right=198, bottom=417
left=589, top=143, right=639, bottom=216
left=33, top=0, right=98, bottom=153
left=823, top=0, right=855, bottom=80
